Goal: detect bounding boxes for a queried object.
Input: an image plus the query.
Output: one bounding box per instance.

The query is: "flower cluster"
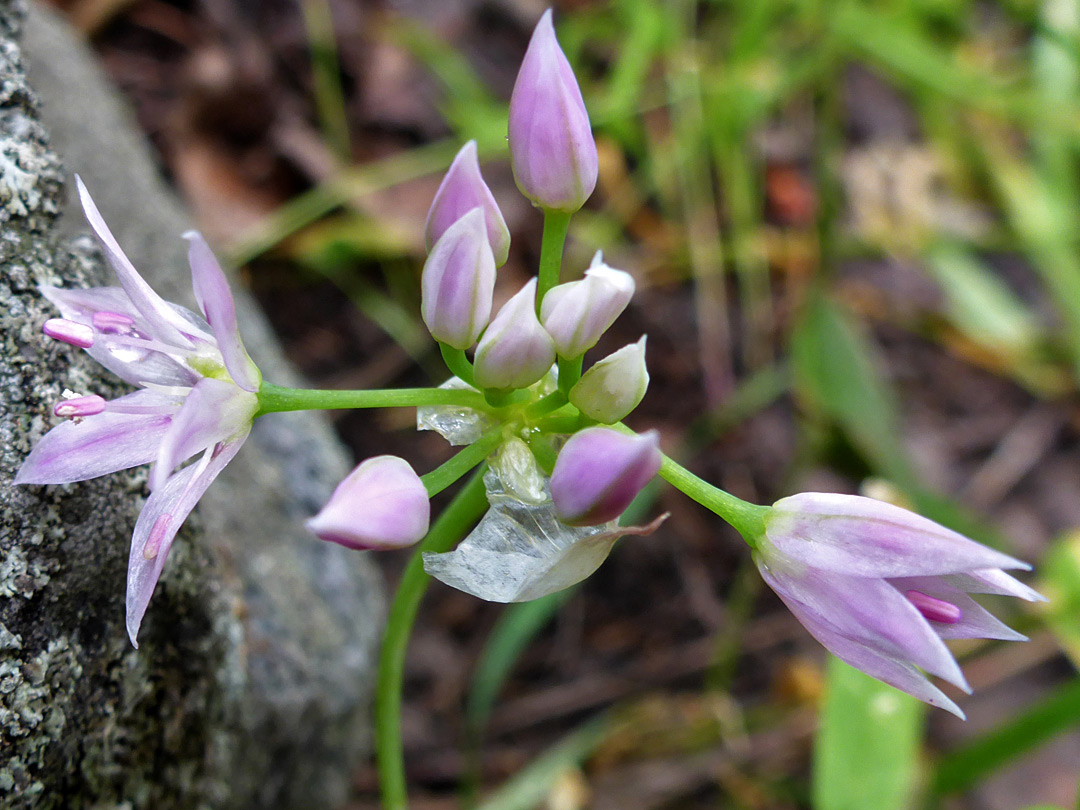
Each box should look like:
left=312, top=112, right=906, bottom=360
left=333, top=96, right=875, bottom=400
left=16, top=8, right=1041, bottom=721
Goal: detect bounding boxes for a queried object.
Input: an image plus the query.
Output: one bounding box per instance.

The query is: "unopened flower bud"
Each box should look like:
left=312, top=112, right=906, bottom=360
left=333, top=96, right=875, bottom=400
left=44, top=318, right=94, bottom=348
left=426, top=141, right=511, bottom=267
left=570, top=336, right=648, bottom=423
left=474, top=279, right=556, bottom=390
left=421, top=208, right=497, bottom=350
left=551, top=428, right=661, bottom=526
left=508, top=9, right=598, bottom=213
left=307, top=456, right=430, bottom=550
left=540, top=252, right=635, bottom=358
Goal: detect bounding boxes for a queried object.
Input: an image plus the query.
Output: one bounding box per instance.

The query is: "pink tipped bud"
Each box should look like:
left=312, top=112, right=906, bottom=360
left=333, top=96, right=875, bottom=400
left=508, top=9, right=598, bottom=213
left=54, top=394, right=107, bottom=418
left=569, top=335, right=649, bottom=423
left=307, top=455, right=431, bottom=550
left=474, top=279, right=556, bottom=390
left=421, top=208, right=497, bottom=350
left=540, top=252, right=635, bottom=358
left=551, top=428, right=661, bottom=526
left=43, top=318, right=94, bottom=348
left=426, top=141, right=511, bottom=267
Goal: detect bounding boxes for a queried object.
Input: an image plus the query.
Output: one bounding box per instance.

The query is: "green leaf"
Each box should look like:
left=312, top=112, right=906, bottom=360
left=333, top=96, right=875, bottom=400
left=812, top=657, right=925, bottom=810
left=1039, top=531, right=1080, bottom=669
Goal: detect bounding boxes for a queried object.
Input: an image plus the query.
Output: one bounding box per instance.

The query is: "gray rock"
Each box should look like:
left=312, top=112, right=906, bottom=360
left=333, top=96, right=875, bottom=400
left=0, top=2, right=384, bottom=807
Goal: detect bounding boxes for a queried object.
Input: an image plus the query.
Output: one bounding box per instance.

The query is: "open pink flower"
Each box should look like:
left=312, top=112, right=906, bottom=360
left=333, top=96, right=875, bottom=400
left=16, top=176, right=261, bottom=647
left=757, top=492, right=1044, bottom=718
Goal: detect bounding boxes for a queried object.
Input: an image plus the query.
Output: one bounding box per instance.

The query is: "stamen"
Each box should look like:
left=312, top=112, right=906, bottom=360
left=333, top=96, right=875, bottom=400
left=98, top=332, right=182, bottom=355
left=143, top=515, right=171, bottom=560
left=54, top=394, right=107, bottom=418
left=43, top=318, right=94, bottom=348
left=906, top=590, right=962, bottom=624
left=92, top=311, right=136, bottom=333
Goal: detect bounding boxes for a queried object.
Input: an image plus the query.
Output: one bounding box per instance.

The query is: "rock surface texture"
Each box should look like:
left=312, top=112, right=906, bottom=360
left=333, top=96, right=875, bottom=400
left=1, top=3, right=384, bottom=807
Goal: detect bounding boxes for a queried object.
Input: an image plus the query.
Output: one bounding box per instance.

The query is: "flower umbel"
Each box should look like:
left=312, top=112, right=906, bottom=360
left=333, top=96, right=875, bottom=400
left=15, top=176, right=260, bottom=647
left=755, top=492, right=1043, bottom=717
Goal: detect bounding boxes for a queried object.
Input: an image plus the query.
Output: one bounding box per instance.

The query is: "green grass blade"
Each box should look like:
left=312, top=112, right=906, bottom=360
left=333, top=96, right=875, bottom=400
left=813, top=657, right=925, bottom=810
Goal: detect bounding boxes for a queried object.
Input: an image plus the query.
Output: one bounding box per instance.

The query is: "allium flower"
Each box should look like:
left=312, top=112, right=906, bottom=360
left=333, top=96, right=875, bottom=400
left=569, top=335, right=649, bottom=424
left=421, top=207, right=497, bottom=350
left=551, top=428, right=661, bottom=526
left=425, top=140, right=511, bottom=267
left=473, top=278, right=556, bottom=390
left=756, top=492, right=1044, bottom=717
left=540, top=251, right=635, bottom=359
left=15, top=177, right=261, bottom=647
left=307, top=455, right=430, bottom=550
left=507, top=9, right=598, bottom=213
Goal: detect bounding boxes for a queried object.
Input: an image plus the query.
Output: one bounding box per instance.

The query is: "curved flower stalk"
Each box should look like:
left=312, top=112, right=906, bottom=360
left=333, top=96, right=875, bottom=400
left=755, top=492, right=1044, bottom=718
left=16, top=177, right=260, bottom=647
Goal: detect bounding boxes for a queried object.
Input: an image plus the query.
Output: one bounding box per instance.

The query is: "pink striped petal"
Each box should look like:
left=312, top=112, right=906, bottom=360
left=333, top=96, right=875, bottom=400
left=15, top=389, right=178, bottom=485
left=126, top=435, right=247, bottom=646
left=151, top=378, right=258, bottom=492
left=184, top=232, right=260, bottom=392
left=75, top=176, right=196, bottom=348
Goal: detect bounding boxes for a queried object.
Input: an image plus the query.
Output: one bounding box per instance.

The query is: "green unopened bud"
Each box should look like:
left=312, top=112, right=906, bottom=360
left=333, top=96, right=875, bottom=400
left=569, top=336, right=648, bottom=423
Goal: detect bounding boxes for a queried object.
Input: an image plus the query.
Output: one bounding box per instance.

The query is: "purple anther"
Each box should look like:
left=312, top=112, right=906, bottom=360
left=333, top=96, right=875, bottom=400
left=43, top=318, right=94, bottom=349
left=53, top=394, right=107, bottom=418
left=905, top=590, right=963, bottom=624
left=143, top=514, right=172, bottom=560
left=92, top=310, right=136, bottom=333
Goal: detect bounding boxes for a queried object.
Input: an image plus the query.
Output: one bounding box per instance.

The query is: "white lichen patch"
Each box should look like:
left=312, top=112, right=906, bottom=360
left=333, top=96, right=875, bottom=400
left=0, top=544, right=50, bottom=598
left=0, top=143, right=39, bottom=217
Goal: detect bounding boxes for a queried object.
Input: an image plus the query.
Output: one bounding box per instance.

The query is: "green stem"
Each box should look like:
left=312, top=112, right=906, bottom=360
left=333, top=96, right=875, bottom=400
left=440, top=343, right=476, bottom=388
left=375, top=469, right=490, bottom=810
left=420, top=428, right=505, bottom=497
left=658, top=454, right=768, bottom=546
left=536, top=209, right=573, bottom=310
left=524, top=390, right=568, bottom=420
left=557, top=355, right=584, bottom=395
left=256, top=382, right=487, bottom=416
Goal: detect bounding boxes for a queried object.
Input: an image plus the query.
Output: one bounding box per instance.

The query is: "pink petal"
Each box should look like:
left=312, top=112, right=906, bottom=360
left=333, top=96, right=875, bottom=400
left=758, top=560, right=968, bottom=691
left=889, top=577, right=1028, bottom=642
left=945, top=568, right=1047, bottom=602
left=75, top=176, right=196, bottom=348
left=184, top=232, right=260, bottom=392
left=126, top=434, right=247, bottom=646
left=768, top=492, right=1029, bottom=577
left=151, top=378, right=258, bottom=492
left=15, top=389, right=178, bottom=485
left=40, top=286, right=201, bottom=388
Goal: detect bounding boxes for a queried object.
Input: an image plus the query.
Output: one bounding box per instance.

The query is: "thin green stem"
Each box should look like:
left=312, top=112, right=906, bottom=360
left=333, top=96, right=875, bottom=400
left=376, top=469, right=490, bottom=810
left=557, top=355, right=584, bottom=395
left=524, top=390, right=568, bottom=420
left=256, top=382, right=487, bottom=416
left=536, top=209, right=573, bottom=310
left=440, top=343, right=476, bottom=387
left=420, top=428, right=505, bottom=497
left=658, top=454, right=768, bottom=546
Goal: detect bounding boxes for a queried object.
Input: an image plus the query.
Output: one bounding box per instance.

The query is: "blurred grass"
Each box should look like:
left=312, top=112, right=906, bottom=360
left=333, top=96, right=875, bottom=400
left=247, top=0, right=1080, bottom=805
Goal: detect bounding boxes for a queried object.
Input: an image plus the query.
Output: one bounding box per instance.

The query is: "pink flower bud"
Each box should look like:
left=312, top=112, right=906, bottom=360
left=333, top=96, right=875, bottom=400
left=551, top=428, right=661, bottom=526
left=306, top=455, right=430, bottom=550
left=474, top=279, right=556, bottom=390
left=43, top=318, right=94, bottom=348
left=569, top=335, right=648, bottom=423
left=421, top=208, right=497, bottom=350
left=540, top=252, right=635, bottom=358
left=508, top=9, right=598, bottom=213
left=426, top=140, right=511, bottom=267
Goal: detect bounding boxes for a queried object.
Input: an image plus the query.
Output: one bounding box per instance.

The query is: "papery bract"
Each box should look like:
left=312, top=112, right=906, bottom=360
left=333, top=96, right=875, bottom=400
left=569, top=335, right=648, bottom=423
left=474, top=278, right=556, bottom=390
left=421, top=207, right=496, bottom=350
left=756, top=492, right=1044, bottom=718
left=551, top=427, right=661, bottom=526
left=16, top=175, right=260, bottom=647
left=426, top=140, right=511, bottom=267
left=540, top=251, right=635, bottom=359
left=307, top=455, right=430, bottom=550
left=507, top=9, right=598, bottom=212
